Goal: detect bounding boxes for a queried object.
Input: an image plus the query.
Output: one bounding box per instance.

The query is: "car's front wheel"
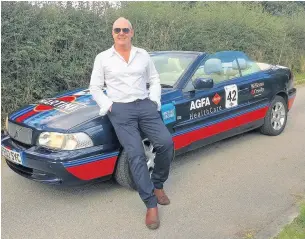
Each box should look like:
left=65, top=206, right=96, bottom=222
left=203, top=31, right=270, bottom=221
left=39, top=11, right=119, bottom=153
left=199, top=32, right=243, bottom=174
left=114, top=139, right=156, bottom=190
left=259, top=95, right=288, bottom=136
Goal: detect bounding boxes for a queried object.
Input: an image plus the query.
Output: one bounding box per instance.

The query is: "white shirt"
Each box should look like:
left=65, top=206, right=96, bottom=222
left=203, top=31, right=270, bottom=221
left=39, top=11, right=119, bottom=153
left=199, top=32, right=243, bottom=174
left=89, top=46, right=161, bottom=116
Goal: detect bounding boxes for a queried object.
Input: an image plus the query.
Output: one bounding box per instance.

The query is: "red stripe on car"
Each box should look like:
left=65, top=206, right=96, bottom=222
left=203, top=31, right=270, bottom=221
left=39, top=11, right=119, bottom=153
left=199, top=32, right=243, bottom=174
left=65, top=156, right=117, bottom=180
left=173, top=106, right=268, bottom=150
left=15, top=110, right=37, bottom=123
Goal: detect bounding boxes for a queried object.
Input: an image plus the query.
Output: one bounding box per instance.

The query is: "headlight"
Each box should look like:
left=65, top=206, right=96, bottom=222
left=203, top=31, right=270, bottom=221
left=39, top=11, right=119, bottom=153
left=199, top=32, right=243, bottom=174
left=38, top=132, right=93, bottom=150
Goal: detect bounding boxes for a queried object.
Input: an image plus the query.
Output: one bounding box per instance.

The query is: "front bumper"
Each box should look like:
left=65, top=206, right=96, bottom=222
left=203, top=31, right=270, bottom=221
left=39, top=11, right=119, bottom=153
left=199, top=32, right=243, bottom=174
left=1, top=135, right=119, bottom=185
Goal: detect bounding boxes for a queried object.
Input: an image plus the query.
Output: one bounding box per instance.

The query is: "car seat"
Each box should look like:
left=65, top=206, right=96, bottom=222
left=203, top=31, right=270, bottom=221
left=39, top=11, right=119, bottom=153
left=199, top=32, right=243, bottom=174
left=203, top=58, right=224, bottom=84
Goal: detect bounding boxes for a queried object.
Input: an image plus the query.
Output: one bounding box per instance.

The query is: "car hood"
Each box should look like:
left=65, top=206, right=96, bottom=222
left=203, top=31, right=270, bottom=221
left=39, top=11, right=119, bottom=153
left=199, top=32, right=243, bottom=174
left=9, top=88, right=100, bottom=131
left=9, top=88, right=180, bottom=131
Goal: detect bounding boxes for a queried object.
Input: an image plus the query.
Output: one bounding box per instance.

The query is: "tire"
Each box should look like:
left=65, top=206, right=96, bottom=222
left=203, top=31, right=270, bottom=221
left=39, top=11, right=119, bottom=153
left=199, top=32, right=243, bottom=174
left=114, top=140, right=175, bottom=190
left=114, top=140, right=156, bottom=190
left=114, top=149, right=137, bottom=190
left=259, top=95, right=288, bottom=136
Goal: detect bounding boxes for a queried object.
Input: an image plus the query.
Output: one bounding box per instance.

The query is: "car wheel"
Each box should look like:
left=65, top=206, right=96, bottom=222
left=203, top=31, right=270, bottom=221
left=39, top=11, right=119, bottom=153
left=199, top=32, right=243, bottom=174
left=114, top=139, right=156, bottom=190
left=259, top=95, right=288, bottom=136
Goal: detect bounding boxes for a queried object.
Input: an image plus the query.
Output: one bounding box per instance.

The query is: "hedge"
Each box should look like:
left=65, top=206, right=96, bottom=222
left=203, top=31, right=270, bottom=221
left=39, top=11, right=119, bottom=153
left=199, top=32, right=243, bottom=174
left=1, top=2, right=305, bottom=126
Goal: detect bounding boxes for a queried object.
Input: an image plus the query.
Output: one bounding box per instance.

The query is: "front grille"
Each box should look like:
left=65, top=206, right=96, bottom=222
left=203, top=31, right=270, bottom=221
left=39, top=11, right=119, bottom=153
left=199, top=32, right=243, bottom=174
left=8, top=122, right=33, bottom=145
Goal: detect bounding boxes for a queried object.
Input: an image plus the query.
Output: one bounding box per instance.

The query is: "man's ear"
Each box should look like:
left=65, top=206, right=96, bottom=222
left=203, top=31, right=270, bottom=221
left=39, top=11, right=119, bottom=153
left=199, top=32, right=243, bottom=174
left=131, top=29, right=135, bottom=38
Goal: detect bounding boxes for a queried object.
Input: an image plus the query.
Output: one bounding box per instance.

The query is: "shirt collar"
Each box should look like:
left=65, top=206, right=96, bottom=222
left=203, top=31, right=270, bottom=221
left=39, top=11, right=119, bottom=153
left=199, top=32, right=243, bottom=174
left=110, top=45, right=138, bottom=56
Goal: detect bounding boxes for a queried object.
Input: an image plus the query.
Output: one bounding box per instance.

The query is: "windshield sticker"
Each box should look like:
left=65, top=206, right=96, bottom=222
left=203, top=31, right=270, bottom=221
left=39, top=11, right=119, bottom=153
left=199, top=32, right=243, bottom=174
left=161, top=103, right=176, bottom=124
left=224, top=84, right=238, bottom=108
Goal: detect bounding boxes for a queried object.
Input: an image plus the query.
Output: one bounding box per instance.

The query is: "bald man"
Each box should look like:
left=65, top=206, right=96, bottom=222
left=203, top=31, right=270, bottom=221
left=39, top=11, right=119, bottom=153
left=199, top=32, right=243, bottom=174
left=89, top=17, right=174, bottom=230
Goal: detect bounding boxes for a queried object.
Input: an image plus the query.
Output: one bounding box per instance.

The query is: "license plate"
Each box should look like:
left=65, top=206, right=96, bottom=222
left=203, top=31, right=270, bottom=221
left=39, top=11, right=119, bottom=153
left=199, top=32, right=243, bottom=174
left=1, top=145, right=23, bottom=165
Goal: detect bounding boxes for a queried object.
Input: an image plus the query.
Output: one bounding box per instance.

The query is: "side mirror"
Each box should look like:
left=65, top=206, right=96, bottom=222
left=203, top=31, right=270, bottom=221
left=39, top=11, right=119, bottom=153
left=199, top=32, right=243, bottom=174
left=193, top=78, right=214, bottom=90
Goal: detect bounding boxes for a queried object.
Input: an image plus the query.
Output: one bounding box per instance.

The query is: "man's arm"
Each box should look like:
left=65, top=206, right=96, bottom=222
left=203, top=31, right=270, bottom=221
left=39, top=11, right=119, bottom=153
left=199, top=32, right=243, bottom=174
left=147, top=56, right=161, bottom=111
left=89, top=54, right=113, bottom=116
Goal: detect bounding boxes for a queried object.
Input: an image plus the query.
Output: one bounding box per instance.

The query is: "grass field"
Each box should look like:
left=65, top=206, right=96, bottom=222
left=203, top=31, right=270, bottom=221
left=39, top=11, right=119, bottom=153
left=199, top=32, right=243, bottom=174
left=274, top=202, right=305, bottom=239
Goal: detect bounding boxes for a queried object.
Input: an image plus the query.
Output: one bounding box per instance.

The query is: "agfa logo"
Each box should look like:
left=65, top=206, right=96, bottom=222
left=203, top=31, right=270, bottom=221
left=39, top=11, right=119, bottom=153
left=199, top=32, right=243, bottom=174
left=190, top=97, right=210, bottom=110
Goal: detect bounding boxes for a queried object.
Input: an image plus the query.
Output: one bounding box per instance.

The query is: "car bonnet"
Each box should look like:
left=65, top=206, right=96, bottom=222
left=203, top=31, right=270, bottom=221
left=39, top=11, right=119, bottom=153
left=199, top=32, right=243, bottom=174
left=8, top=89, right=100, bottom=131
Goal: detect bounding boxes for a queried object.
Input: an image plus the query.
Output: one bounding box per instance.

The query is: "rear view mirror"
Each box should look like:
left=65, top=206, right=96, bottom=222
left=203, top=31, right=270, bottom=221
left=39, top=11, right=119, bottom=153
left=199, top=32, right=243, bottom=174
left=193, top=78, right=214, bottom=90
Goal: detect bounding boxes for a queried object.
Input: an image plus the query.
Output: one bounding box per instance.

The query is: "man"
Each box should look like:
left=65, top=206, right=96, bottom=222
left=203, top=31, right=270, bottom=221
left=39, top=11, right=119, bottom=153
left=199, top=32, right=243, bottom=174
left=89, top=17, right=174, bottom=230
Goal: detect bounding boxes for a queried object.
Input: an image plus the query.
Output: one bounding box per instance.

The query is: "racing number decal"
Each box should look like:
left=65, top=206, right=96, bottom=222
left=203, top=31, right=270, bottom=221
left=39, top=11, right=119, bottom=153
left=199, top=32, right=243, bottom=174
left=224, top=84, right=238, bottom=108
left=227, top=90, right=237, bottom=101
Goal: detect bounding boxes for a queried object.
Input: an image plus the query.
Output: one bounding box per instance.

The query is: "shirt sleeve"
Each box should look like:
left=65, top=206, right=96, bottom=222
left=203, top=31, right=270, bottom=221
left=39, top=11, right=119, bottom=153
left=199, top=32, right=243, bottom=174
left=89, top=54, right=113, bottom=116
left=147, top=55, right=161, bottom=111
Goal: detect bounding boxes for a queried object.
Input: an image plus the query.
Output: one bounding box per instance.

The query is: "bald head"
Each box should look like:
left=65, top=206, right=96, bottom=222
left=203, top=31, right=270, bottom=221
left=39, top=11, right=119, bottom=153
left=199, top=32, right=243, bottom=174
left=113, top=17, right=133, bottom=30
left=112, top=17, right=134, bottom=49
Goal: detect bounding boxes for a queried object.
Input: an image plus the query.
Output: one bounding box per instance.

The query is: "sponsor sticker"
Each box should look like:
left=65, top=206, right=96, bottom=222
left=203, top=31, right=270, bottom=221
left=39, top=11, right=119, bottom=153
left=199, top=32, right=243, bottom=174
left=189, top=105, right=222, bottom=120
left=251, top=87, right=264, bottom=97
left=212, top=93, right=222, bottom=105
left=250, top=82, right=265, bottom=97
left=190, top=97, right=210, bottom=110
left=189, top=94, right=223, bottom=120
left=251, top=82, right=264, bottom=89
left=161, top=103, right=176, bottom=125
left=224, top=84, right=238, bottom=108
left=37, top=98, right=86, bottom=114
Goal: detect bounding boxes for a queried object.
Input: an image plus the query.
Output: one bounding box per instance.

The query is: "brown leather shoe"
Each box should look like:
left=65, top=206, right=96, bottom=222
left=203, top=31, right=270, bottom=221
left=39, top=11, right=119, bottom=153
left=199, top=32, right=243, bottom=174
left=145, top=207, right=160, bottom=230
left=154, top=189, right=170, bottom=205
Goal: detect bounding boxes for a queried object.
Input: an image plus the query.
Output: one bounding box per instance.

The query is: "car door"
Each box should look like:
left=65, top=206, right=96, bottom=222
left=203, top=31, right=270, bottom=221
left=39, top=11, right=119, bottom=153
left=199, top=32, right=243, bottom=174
left=170, top=51, right=266, bottom=154
left=172, top=83, right=226, bottom=153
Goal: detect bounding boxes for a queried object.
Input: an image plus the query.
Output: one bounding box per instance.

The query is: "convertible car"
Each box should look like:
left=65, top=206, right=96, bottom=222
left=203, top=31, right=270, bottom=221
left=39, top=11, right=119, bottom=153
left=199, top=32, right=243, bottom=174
left=1, top=51, right=297, bottom=189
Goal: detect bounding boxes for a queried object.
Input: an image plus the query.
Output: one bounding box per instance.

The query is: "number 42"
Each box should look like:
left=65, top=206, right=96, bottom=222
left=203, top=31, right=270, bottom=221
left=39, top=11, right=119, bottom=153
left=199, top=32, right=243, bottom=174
left=224, top=84, right=238, bottom=108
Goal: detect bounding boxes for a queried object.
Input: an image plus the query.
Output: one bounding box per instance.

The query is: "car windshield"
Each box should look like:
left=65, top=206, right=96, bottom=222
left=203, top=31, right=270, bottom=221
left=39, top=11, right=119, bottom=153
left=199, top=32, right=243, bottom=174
left=150, top=53, right=198, bottom=87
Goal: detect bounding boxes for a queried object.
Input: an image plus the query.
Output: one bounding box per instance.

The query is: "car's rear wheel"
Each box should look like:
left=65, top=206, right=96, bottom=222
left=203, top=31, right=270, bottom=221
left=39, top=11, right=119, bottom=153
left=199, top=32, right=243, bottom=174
left=114, top=139, right=156, bottom=190
left=259, top=95, right=287, bottom=136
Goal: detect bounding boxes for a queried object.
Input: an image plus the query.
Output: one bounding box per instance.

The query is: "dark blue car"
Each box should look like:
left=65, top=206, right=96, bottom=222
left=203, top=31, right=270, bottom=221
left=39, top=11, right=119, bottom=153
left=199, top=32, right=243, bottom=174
left=1, top=51, right=297, bottom=189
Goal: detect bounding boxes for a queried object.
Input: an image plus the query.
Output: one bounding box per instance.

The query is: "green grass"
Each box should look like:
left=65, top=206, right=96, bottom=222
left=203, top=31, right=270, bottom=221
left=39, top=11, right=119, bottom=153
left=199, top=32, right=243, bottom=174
left=294, top=72, right=305, bottom=85
left=274, top=202, right=305, bottom=239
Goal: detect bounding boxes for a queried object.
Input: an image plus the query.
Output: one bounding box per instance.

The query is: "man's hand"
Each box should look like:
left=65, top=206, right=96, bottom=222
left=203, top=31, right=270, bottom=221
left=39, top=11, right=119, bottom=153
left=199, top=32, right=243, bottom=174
left=109, top=105, right=112, bottom=112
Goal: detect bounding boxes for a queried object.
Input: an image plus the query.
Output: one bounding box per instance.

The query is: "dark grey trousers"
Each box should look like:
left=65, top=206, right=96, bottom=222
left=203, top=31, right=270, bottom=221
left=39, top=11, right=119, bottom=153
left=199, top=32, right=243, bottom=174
left=107, top=98, right=174, bottom=208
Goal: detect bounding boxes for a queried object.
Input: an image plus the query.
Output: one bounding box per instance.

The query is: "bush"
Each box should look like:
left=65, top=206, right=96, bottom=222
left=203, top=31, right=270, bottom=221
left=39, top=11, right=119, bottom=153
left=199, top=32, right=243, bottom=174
left=1, top=2, right=305, bottom=127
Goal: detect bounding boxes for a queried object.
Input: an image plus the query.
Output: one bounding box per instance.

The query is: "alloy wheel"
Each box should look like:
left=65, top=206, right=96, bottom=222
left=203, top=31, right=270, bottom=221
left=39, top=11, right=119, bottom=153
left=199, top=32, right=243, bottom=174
left=271, top=102, right=286, bottom=130
left=142, top=139, right=156, bottom=175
